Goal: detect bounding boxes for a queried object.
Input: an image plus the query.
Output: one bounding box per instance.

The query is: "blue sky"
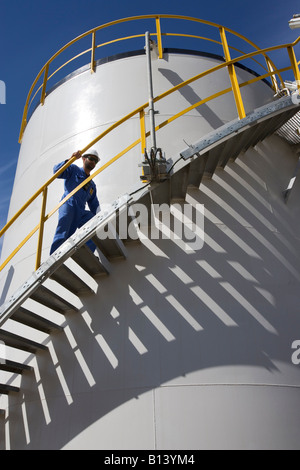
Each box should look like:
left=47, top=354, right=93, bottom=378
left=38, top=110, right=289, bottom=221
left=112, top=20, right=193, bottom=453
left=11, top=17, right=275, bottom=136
left=0, top=0, right=299, bottom=256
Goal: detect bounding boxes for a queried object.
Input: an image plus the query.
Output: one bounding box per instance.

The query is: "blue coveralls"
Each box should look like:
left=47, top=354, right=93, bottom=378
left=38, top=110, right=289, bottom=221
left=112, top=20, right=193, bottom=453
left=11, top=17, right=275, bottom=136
left=50, top=161, right=99, bottom=255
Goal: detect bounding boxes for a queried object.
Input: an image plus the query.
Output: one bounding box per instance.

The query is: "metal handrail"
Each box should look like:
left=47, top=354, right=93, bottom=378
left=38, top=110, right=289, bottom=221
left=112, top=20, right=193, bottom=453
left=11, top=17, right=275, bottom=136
left=18, top=14, right=285, bottom=142
left=1, top=17, right=299, bottom=273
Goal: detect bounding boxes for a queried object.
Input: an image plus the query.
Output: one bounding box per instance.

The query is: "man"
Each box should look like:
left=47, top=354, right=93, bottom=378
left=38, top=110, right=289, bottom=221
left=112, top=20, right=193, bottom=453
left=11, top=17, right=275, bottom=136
left=50, top=149, right=100, bottom=255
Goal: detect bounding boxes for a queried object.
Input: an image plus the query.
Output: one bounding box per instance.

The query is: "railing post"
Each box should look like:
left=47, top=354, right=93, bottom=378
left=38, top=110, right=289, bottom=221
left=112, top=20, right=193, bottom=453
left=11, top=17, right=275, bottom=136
left=287, top=46, right=300, bottom=91
left=139, top=109, right=146, bottom=153
left=155, top=16, right=163, bottom=59
left=219, top=27, right=246, bottom=119
left=41, top=63, right=49, bottom=105
left=91, top=31, right=96, bottom=73
left=35, top=187, right=48, bottom=270
left=19, top=108, right=28, bottom=143
left=265, top=58, right=279, bottom=93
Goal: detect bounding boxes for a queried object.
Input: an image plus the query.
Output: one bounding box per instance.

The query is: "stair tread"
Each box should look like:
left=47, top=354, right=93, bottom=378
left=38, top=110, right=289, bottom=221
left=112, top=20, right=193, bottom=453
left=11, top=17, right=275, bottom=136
left=92, top=225, right=127, bottom=260
left=0, top=359, right=33, bottom=374
left=0, top=384, right=19, bottom=394
left=71, top=245, right=109, bottom=277
left=0, top=329, right=48, bottom=353
left=51, top=262, right=94, bottom=294
left=12, top=306, right=63, bottom=333
left=30, top=284, right=78, bottom=314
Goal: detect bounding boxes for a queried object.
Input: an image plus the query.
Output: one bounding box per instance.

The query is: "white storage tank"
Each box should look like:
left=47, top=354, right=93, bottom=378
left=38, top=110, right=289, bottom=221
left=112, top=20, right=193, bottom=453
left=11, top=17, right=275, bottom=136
left=1, top=16, right=300, bottom=450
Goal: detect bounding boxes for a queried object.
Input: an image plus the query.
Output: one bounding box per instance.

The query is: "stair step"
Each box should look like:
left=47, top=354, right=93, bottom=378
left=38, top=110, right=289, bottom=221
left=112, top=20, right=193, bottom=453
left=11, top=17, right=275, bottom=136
left=220, top=131, right=250, bottom=167
left=203, top=146, right=222, bottom=178
left=256, top=115, right=281, bottom=143
left=230, top=127, right=258, bottom=161
left=243, top=121, right=271, bottom=153
left=92, top=224, right=127, bottom=260
left=0, top=384, right=19, bottom=394
left=0, top=359, right=33, bottom=374
left=50, top=262, right=94, bottom=295
left=12, top=307, right=63, bottom=334
left=71, top=245, right=109, bottom=277
left=170, top=165, right=190, bottom=201
left=215, top=138, right=237, bottom=169
left=30, top=285, right=78, bottom=314
left=0, top=330, right=47, bottom=353
left=130, top=191, right=152, bottom=227
left=115, top=207, right=140, bottom=242
left=187, top=152, right=207, bottom=186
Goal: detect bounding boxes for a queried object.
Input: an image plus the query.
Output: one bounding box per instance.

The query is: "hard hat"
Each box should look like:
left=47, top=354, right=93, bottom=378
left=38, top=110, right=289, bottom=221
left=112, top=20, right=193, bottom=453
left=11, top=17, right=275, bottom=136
left=83, top=148, right=100, bottom=161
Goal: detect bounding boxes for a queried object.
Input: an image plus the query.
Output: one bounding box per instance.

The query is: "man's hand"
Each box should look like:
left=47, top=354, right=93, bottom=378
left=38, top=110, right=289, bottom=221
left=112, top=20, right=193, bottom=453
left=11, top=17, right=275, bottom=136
left=71, top=150, right=82, bottom=160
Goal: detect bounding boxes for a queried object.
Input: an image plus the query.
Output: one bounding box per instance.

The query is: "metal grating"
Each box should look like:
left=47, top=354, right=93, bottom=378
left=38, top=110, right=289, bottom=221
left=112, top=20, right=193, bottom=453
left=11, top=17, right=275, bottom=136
left=276, top=111, right=300, bottom=145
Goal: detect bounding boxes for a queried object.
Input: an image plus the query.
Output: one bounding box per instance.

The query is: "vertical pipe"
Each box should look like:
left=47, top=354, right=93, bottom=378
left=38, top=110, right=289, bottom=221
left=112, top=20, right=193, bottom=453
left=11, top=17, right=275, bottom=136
left=145, top=31, right=157, bottom=151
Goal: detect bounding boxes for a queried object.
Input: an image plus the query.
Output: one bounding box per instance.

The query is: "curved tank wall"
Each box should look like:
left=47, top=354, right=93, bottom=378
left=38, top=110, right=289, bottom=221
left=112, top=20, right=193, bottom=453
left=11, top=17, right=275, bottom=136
left=2, top=49, right=300, bottom=450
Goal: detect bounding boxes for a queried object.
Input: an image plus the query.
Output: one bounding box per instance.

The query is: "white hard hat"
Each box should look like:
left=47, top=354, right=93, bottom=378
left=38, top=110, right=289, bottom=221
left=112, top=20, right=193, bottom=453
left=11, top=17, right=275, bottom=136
left=83, top=148, right=100, bottom=161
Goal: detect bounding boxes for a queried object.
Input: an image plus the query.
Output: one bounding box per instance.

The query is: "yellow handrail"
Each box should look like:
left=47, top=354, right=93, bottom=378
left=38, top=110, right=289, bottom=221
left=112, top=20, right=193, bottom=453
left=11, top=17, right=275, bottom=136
left=18, top=14, right=284, bottom=142
left=1, top=16, right=299, bottom=273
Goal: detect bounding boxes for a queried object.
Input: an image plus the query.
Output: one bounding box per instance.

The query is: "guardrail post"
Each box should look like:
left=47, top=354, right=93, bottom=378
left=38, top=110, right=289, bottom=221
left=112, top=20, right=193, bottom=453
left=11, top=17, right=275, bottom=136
left=155, top=17, right=163, bottom=59
left=19, top=109, right=27, bottom=143
left=139, top=109, right=146, bottom=153
left=91, top=31, right=96, bottom=73
left=219, top=27, right=246, bottom=119
left=287, top=46, right=300, bottom=90
left=35, top=187, right=48, bottom=270
left=265, top=58, right=279, bottom=93
left=41, top=63, right=49, bottom=106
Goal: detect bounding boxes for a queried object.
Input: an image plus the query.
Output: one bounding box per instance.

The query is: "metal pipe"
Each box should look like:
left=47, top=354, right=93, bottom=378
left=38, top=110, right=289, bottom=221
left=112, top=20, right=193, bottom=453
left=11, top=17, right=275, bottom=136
left=145, top=31, right=157, bottom=150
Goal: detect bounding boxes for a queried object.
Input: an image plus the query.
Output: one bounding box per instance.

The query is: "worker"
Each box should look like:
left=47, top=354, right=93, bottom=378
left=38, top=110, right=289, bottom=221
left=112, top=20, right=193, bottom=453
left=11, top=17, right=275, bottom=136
left=50, top=149, right=100, bottom=255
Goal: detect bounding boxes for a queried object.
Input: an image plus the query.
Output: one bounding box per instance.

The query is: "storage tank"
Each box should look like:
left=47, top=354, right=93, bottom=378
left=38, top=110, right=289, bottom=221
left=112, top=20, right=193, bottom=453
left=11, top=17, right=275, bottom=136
left=1, top=15, right=300, bottom=450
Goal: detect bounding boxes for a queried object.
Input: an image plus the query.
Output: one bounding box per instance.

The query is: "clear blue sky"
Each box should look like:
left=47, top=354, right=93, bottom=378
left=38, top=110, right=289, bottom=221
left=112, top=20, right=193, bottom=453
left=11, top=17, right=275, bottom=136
left=0, top=0, right=299, bottom=256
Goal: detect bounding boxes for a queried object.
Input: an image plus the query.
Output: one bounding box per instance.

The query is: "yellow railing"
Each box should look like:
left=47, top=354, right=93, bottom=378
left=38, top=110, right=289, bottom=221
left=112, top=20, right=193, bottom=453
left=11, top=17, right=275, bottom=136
left=1, top=15, right=299, bottom=274
left=19, top=14, right=289, bottom=142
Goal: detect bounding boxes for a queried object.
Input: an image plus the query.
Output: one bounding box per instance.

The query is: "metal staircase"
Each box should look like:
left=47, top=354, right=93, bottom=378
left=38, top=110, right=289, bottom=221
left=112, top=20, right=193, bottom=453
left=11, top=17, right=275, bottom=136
left=0, top=93, right=299, bottom=395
